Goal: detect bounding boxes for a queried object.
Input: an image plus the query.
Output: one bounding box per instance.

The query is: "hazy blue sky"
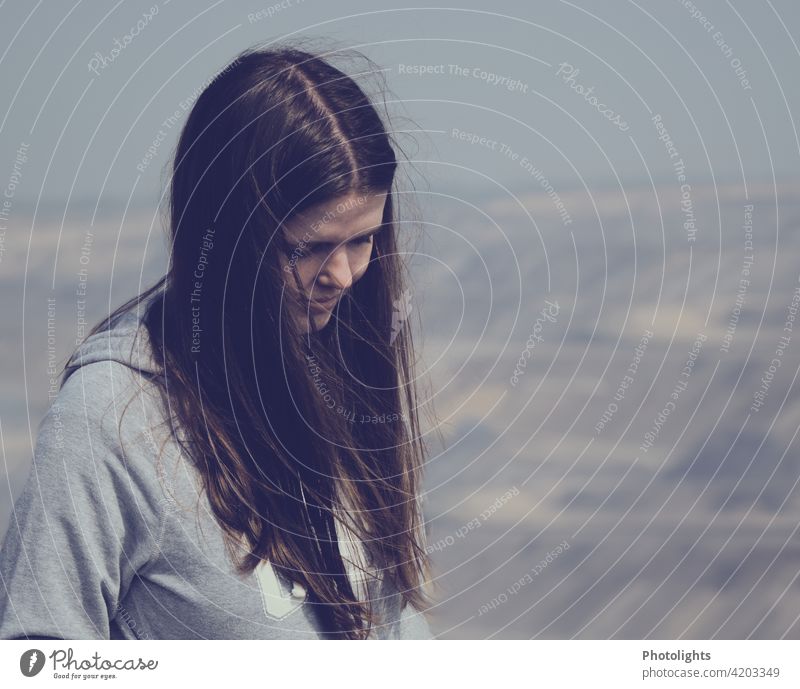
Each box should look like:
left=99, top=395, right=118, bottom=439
left=1, top=0, right=799, bottom=210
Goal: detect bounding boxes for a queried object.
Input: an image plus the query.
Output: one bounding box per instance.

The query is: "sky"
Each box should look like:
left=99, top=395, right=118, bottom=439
left=1, top=0, right=799, bottom=213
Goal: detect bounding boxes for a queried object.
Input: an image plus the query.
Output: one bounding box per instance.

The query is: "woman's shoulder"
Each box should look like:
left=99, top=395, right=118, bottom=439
left=41, top=308, right=176, bottom=481
left=49, top=307, right=205, bottom=506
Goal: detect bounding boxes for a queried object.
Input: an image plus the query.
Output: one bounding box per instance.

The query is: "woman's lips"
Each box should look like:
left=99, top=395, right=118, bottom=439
left=310, top=293, right=341, bottom=310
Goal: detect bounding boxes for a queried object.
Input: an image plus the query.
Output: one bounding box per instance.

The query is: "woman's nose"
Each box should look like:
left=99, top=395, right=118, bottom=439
left=319, top=246, right=353, bottom=290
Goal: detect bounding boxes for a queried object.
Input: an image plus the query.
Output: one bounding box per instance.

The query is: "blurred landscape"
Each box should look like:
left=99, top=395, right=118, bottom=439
left=2, top=179, right=799, bottom=638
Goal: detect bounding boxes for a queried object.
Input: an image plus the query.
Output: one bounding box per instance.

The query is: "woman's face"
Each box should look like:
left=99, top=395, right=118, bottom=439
left=279, top=191, right=387, bottom=333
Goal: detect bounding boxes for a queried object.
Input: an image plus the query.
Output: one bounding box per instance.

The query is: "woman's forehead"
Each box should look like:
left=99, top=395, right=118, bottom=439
left=283, top=192, right=387, bottom=243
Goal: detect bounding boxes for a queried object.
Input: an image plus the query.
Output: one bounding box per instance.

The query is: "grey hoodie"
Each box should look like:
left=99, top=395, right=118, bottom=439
left=0, top=309, right=434, bottom=640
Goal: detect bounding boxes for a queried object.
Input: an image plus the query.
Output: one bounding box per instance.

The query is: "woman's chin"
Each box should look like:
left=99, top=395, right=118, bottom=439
left=297, top=310, right=332, bottom=334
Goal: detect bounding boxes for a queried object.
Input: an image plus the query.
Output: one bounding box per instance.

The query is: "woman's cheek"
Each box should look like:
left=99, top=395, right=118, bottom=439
left=354, top=250, right=373, bottom=281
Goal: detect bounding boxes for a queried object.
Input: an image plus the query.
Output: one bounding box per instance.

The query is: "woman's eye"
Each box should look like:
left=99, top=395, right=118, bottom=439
left=295, top=244, right=322, bottom=257
left=293, top=236, right=372, bottom=259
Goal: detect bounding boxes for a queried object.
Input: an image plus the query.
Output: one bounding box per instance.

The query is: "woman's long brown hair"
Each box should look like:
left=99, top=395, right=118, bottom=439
left=63, top=42, right=437, bottom=639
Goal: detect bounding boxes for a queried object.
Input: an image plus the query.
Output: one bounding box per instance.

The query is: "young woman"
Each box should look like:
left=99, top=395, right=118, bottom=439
left=0, top=44, right=438, bottom=640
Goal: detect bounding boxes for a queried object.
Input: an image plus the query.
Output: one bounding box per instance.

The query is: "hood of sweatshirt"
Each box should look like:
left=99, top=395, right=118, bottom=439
left=66, top=308, right=160, bottom=381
